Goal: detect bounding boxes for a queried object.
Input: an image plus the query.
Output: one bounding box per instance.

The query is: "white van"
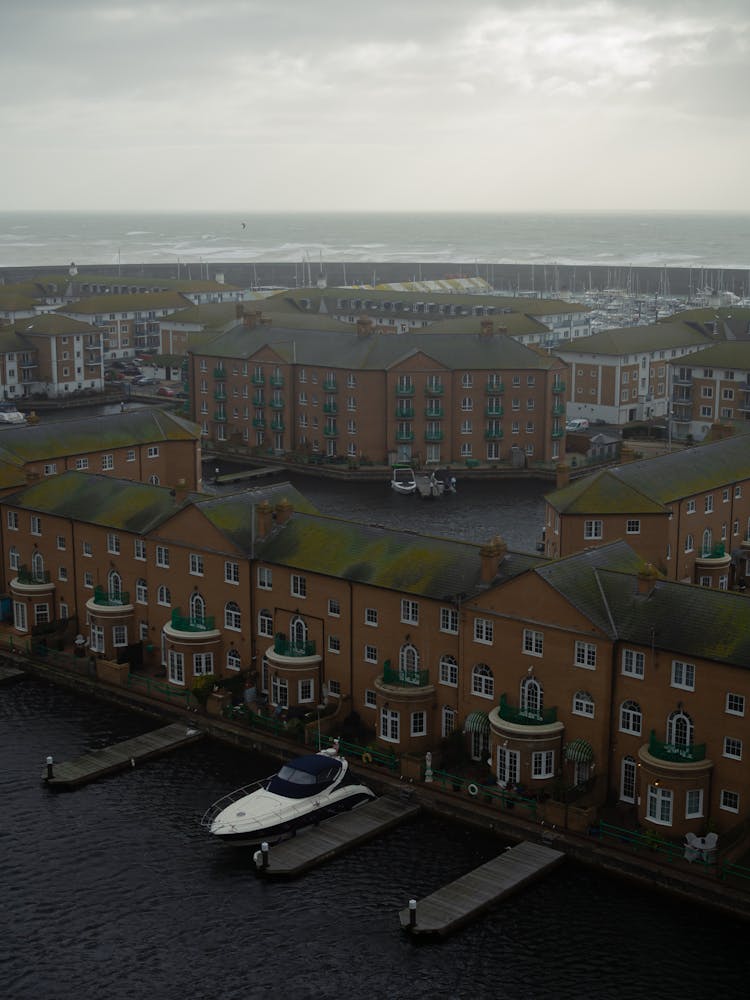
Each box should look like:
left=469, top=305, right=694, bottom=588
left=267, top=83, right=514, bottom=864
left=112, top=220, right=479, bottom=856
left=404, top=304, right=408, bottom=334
left=566, top=418, right=590, bottom=431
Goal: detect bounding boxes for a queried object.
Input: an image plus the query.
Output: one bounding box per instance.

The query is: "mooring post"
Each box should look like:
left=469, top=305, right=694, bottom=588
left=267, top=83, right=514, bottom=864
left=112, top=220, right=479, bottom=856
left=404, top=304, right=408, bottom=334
left=46, top=756, right=54, bottom=780
left=424, top=751, right=433, bottom=783
left=261, top=841, right=269, bottom=869
left=409, top=898, right=417, bottom=929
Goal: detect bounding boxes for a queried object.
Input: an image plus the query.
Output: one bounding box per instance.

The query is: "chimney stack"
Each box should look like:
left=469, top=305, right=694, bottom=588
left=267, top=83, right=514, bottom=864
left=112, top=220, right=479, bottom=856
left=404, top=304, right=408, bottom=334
left=255, top=500, right=273, bottom=538
left=274, top=498, right=294, bottom=526
left=555, top=464, right=570, bottom=490
left=636, top=563, right=659, bottom=596
left=479, top=319, right=494, bottom=340
left=480, top=535, right=507, bottom=583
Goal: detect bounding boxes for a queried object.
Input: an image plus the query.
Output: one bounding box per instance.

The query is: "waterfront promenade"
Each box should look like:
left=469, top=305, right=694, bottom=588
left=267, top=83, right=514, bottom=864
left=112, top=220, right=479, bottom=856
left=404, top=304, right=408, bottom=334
left=4, top=642, right=750, bottom=921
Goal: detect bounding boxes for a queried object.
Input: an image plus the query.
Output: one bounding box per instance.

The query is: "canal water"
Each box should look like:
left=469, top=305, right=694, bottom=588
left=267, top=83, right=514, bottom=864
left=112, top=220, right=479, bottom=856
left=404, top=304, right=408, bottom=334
left=2, top=676, right=746, bottom=1000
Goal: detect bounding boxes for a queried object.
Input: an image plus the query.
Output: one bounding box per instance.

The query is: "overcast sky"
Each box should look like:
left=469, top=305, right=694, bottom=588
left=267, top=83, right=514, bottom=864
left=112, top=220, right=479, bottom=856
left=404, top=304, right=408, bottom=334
left=1, top=0, right=748, bottom=212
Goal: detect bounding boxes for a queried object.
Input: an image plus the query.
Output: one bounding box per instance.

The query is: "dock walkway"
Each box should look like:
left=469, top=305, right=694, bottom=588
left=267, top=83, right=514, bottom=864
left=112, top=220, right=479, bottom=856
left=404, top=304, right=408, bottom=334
left=256, top=794, right=420, bottom=877
left=43, top=722, right=203, bottom=788
left=0, top=663, right=25, bottom=683
left=399, top=840, right=564, bottom=937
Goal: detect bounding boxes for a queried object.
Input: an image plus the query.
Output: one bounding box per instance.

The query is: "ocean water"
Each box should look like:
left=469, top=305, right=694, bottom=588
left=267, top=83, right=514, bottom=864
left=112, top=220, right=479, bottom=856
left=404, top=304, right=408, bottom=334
left=0, top=210, right=748, bottom=271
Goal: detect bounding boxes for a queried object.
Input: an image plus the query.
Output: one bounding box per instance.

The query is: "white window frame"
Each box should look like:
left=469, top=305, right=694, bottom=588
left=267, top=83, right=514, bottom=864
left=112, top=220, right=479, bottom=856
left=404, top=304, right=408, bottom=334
left=671, top=660, right=695, bottom=691
left=291, top=574, right=307, bottom=599
left=574, top=641, right=596, bottom=669
left=224, top=561, right=240, bottom=584
left=474, top=618, right=493, bottom=645
left=411, top=711, right=427, bottom=737
left=365, top=607, right=378, bottom=627
left=189, top=553, right=204, bottom=576
left=723, top=737, right=742, bottom=760
left=531, top=750, right=554, bottom=779
left=584, top=519, right=603, bottom=540
left=365, top=689, right=377, bottom=708
left=439, top=655, right=458, bottom=687
left=156, top=545, right=169, bottom=568
left=573, top=691, right=595, bottom=717
left=720, top=789, right=740, bottom=813
left=685, top=788, right=703, bottom=819
left=380, top=707, right=400, bottom=743
left=726, top=693, right=745, bottom=716
left=400, top=599, right=419, bottom=625
left=622, top=648, right=645, bottom=678
left=257, top=566, right=272, bottom=590
left=440, top=607, right=459, bottom=634
left=523, top=628, right=543, bottom=657
left=647, top=785, right=673, bottom=826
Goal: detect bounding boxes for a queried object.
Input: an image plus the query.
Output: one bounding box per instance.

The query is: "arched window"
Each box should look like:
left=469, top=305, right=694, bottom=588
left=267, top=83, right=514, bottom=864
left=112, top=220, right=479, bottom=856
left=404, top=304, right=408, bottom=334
left=399, top=643, right=420, bottom=683
left=520, top=677, right=543, bottom=717
left=227, top=648, right=241, bottom=671
left=573, top=690, right=595, bottom=717
left=148, top=474, right=160, bottom=486
left=258, top=608, right=273, bottom=637
left=225, top=601, right=241, bottom=631
left=157, top=585, right=171, bottom=606
left=290, top=615, right=307, bottom=650
left=684, top=533, right=694, bottom=553
left=136, top=578, right=148, bottom=604
left=31, top=550, right=45, bottom=582
left=9, top=545, right=20, bottom=571
left=667, top=709, right=693, bottom=748
left=107, top=569, right=122, bottom=601
left=620, top=756, right=637, bottom=802
left=472, top=663, right=494, bottom=698
left=701, top=528, right=713, bottom=557
left=620, top=699, right=642, bottom=735
left=189, top=592, right=206, bottom=625
left=439, top=655, right=458, bottom=686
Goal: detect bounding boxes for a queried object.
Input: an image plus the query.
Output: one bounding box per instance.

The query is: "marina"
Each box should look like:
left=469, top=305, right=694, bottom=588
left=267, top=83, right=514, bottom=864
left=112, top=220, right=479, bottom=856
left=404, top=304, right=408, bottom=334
left=399, top=841, right=565, bottom=937
left=251, top=794, right=421, bottom=877
left=42, top=722, right=203, bottom=788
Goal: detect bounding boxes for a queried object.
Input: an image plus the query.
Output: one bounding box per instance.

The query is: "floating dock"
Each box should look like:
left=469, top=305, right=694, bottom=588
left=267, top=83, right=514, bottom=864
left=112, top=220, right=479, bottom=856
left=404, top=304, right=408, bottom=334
left=255, top=794, right=420, bottom=878
left=399, top=840, right=564, bottom=937
left=42, top=722, right=204, bottom=788
left=0, top=663, right=25, bottom=684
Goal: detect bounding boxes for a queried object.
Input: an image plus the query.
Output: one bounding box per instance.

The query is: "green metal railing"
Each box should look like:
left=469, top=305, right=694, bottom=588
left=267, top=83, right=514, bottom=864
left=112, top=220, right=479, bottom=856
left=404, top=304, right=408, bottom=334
left=486, top=382, right=505, bottom=394
left=92, top=586, right=130, bottom=607
left=273, top=634, right=316, bottom=657
left=425, top=383, right=444, bottom=396
left=395, top=384, right=415, bottom=396
left=396, top=406, right=415, bottom=418
left=597, top=821, right=701, bottom=865
left=170, top=608, right=215, bottom=632
left=552, top=382, right=566, bottom=394
left=648, top=730, right=706, bottom=763
left=498, top=693, right=557, bottom=725
left=17, top=566, right=51, bottom=585
left=314, top=733, right=399, bottom=770
left=127, top=672, right=193, bottom=708
left=430, top=769, right=538, bottom=816
left=382, top=662, right=430, bottom=687
left=721, top=861, right=750, bottom=882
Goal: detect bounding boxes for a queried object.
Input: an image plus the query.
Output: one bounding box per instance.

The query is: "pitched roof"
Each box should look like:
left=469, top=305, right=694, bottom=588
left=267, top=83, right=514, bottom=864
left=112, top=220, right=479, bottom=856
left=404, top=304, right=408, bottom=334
left=255, top=512, right=544, bottom=599
left=556, top=322, right=711, bottom=356
left=55, top=291, right=192, bottom=314
left=192, top=484, right=319, bottom=553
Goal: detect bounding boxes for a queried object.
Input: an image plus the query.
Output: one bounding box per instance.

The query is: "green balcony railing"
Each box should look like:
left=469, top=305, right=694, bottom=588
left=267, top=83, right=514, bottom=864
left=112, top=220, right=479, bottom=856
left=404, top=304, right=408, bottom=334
left=485, top=429, right=504, bottom=440
left=93, top=586, right=130, bottom=606
left=323, top=402, right=338, bottom=414
left=271, top=419, right=285, bottom=432
left=383, top=662, right=430, bottom=687
left=252, top=393, right=265, bottom=406
left=213, top=367, right=226, bottom=378
left=648, top=729, right=706, bottom=763
left=213, top=411, right=227, bottom=422
left=273, top=633, right=316, bottom=657
left=486, top=405, right=504, bottom=417
left=17, top=566, right=51, bottom=585
left=270, top=399, right=285, bottom=410
left=251, top=373, right=265, bottom=386
left=396, top=406, right=415, bottom=418
left=323, top=379, right=338, bottom=391
left=498, top=693, right=557, bottom=726
left=213, top=390, right=227, bottom=401
left=486, top=382, right=505, bottom=394
left=424, top=407, right=443, bottom=419
left=396, top=384, right=415, bottom=396
left=552, top=382, right=566, bottom=394
left=552, top=428, right=565, bottom=439
left=323, top=426, right=338, bottom=437
left=552, top=403, right=565, bottom=416
left=270, top=375, right=285, bottom=388
left=395, top=430, right=415, bottom=442
left=171, top=608, right=215, bottom=632
left=425, top=383, right=444, bottom=396
left=425, top=431, right=443, bottom=442
left=252, top=418, right=266, bottom=428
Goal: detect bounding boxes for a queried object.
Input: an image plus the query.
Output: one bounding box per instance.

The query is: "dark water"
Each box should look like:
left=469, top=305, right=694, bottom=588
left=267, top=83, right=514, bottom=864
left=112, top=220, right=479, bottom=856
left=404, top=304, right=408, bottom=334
left=1, top=677, right=747, bottom=1000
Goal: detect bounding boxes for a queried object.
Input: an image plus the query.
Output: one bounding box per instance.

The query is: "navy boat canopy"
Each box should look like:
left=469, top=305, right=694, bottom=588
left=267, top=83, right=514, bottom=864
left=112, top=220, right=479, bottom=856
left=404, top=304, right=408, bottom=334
left=267, top=754, right=343, bottom=798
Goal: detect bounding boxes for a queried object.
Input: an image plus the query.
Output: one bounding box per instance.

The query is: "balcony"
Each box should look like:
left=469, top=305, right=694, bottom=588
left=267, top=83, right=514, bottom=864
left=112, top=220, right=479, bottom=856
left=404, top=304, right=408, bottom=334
left=552, top=403, right=565, bottom=416
left=252, top=393, right=265, bottom=406
left=213, top=411, right=227, bottom=422
left=270, top=375, right=285, bottom=388
left=648, top=730, right=706, bottom=763
left=323, top=402, right=338, bottom=414
left=396, top=406, right=415, bottom=419
left=271, top=419, right=285, bottom=432
left=485, top=429, right=504, bottom=440
left=425, top=383, right=444, bottom=396
left=552, top=428, right=565, bottom=439
left=213, top=390, right=227, bottom=401
left=270, top=399, right=285, bottom=410
left=213, top=367, right=226, bottom=378
left=252, top=418, right=266, bottom=428
left=551, top=382, right=566, bottom=394
left=498, top=693, right=557, bottom=726
left=92, top=586, right=130, bottom=607
left=672, top=374, right=694, bottom=386
left=396, top=384, right=415, bottom=396
left=425, top=431, right=443, bottom=442
left=486, top=405, right=504, bottom=417
left=424, top=407, right=443, bottom=419
left=395, top=430, right=415, bottom=442
left=323, top=425, right=338, bottom=437
left=486, top=382, right=505, bottom=395
left=383, top=662, right=430, bottom=687
left=251, top=373, right=265, bottom=386
left=171, top=608, right=215, bottom=632
left=323, top=379, right=338, bottom=391
left=273, top=634, right=316, bottom=658
left=17, top=566, right=51, bottom=585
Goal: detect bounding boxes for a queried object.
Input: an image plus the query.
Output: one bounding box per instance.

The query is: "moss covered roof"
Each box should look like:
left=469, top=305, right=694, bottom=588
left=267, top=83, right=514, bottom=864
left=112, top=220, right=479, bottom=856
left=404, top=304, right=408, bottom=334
left=193, top=484, right=319, bottom=553
left=557, top=322, right=711, bottom=356
left=256, top=513, right=543, bottom=598
left=16, top=313, right=98, bottom=335
left=56, top=291, right=192, bottom=315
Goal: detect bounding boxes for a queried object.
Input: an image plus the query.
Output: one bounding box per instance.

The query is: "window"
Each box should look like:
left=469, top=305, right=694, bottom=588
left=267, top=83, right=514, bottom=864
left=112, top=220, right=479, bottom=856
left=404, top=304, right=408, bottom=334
left=622, top=649, right=645, bottom=678
left=666, top=710, right=694, bottom=748
left=7, top=511, right=19, bottom=530
left=291, top=574, right=307, bottom=598
left=258, top=566, right=272, bottom=590
left=106, top=533, right=120, bottom=555
left=365, top=689, right=377, bottom=708
left=224, top=561, right=239, bottom=584
left=9, top=546, right=19, bottom=571
left=43, top=462, right=57, bottom=476
left=720, top=790, right=740, bottom=813
left=134, top=539, right=146, bottom=560
left=620, top=756, right=637, bottom=803
left=365, top=608, right=378, bottom=627
left=735, top=485, right=743, bottom=499
left=440, top=607, right=459, bottom=634
left=75, top=457, right=89, bottom=471
left=442, top=707, right=457, bottom=738
left=258, top=609, right=273, bottom=636
left=156, top=545, right=169, bottom=568
left=157, top=585, right=171, bottom=606
left=83, top=540, right=93, bottom=557
left=726, top=693, right=745, bottom=716
left=574, top=641, right=596, bottom=669
left=136, top=579, right=148, bottom=604
left=724, top=737, right=742, bottom=760
left=328, top=598, right=340, bottom=617
left=685, top=789, right=703, bottom=819
left=461, top=373, right=473, bottom=388
left=102, top=454, right=114, bottom=471
left=147, top=445, right=159, bottom=458
left=523, top=628, right=543, bottom=657
left=684, top=533, right=694, bottom=553
left=401, top=599, right=419, bottom=625
left=584, top=519, right=603, bottom=540
left=364, top=644, right=378, bottom=663
left=573, top=691, right=595, bottom=717
left=190, top=553, right=204, bottom=576
left=532, top=750, right=554, bottom=779
left=328, top=635, right=341, bottom=653
left=90, top=623, right=104, bottom=652
left=194, top=652, right=214, bottom=677
left=471, top=663, right=494, bottom=698
left=626, top=519, right=640, bottom=534
left=620, top=699, right=642, bottom=735
left=127, top=449, right=136, bottom=462
left=497, top=746, right=520, bottom=788
left=84, top=571, right=93, bottom=589
left=380, top=708, right=400, bottom=742
left=686, top=499, right=696, bottom=514
left=704, top=495, right=714, bottom=513
left=439, top=655, right=458, bottom=686
left=411, top=711, right=427, bottom=737
left=520, top=677, right=543, bottom=718
left=474, top=618, right=493, bottom=644
left=224, top=601, right=241, bottom=630
left=31, top=515, right=41, bottom=536
left=113, top=625, right=127, bottom=647
left=671, top=660, right=695, bottom=691
left=647, top=785, right=673, bottom=825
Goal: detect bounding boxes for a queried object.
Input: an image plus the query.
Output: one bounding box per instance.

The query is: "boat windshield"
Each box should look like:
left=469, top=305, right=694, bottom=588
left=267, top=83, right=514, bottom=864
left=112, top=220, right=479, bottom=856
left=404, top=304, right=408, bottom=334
left=267, top=759, right=342, bottom=798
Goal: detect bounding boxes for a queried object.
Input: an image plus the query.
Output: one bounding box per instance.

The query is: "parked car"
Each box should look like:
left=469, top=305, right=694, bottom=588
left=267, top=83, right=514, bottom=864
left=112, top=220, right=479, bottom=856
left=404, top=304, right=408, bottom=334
left=133, top=376, right=158, bottom=386
left=157, top=386, right=176, bottom=397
